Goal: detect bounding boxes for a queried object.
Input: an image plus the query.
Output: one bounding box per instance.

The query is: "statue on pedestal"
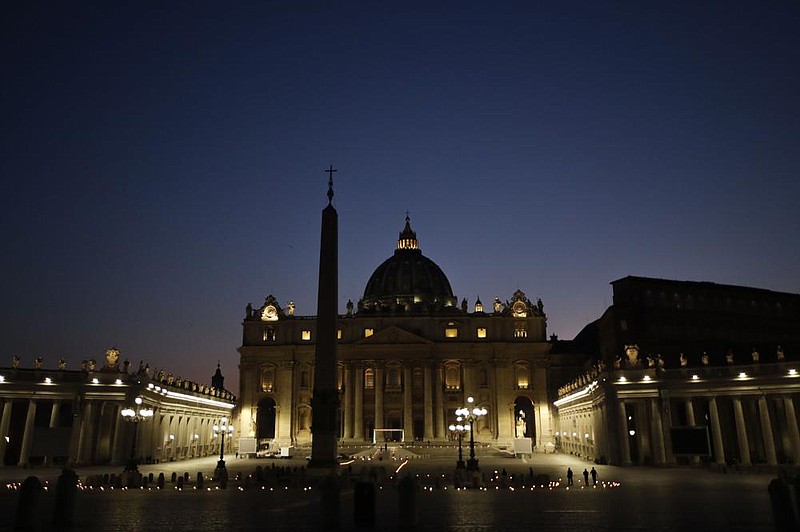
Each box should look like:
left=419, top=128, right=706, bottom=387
left=516, top=411, right=527, bottom=438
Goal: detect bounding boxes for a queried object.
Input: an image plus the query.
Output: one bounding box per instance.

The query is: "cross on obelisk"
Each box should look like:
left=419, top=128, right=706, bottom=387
left=325, top=165, right=336, bottom=204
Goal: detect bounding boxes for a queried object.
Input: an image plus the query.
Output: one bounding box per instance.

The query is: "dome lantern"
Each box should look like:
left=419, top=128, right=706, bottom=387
left=396, top=214, right=419, bottom=250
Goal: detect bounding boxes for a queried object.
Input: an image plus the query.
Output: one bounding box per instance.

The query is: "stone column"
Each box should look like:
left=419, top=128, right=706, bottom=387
left=435, top=364, right=445, bottom=439
left=685, top=399, right=696, bottom=425
left=783, top=396, right=800, bottom=464
left=403, top=366, right=413, bottom=441
left=49, top=401, right=60, bottom=428
left=18, top=400, right=37, bottom=466
left=423, top=364, right=434, bottom=440
left=650, top=398, right=666, bottom=464
left=343, top=365, right=353, bottom=439
left=149, top=409, right=162, bottom=461
left=633, top=401, right=647, bottom=464
left=617, top=401, right=632, bottom=465
left=708, top=397, right=726, bottom=465
left=354, top=364, right=364, bottom=441
left=757, top=395, right=777, bottom=466
left=374, top=366, right=384, bottom=435
left=732, top=397, right=751, bottom=465
left=111, top=405, right=127, bottom=465
left=0, top=400, right=13, bottom=465
left=685, top=399, right=699, bottom=464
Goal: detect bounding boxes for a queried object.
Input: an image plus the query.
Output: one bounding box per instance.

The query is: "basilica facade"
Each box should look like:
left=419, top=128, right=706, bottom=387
left=237, top=217, right=562, bottom=451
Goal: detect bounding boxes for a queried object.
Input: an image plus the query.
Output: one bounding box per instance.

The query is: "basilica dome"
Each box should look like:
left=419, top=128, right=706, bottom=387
left=361, top=217, right=457, bottom=313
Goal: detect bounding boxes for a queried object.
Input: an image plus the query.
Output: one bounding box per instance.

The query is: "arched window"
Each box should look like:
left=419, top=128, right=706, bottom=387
left=444, top=363, right=460, bottom=390
left=515, top=364, right=530, bottom=389
left=364, top=367, right=375, bottom=389
left=413, top=368, right=423, bottom=389
left=386, top=365, right=401, bottom=388
left=261, top=366, right=275, bottom=393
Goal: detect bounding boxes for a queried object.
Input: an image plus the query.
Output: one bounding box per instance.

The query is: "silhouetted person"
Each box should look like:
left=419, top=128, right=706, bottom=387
left=583, top=469, right=589, bottom=485
left=591, top=467, right=598, bottom=485
left=567, top=467, right=574, bottom=486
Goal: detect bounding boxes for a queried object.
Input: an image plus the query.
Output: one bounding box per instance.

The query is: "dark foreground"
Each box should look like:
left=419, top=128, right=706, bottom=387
left=0, top=452, right=777, bottom=531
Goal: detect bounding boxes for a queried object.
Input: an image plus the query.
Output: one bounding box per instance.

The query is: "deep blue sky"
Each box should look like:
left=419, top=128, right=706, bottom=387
left=2, top=2, right=799, bottom=391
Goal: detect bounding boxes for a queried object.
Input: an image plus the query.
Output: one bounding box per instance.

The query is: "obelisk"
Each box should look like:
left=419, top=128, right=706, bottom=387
left=308, top=166, right=340, bottom=469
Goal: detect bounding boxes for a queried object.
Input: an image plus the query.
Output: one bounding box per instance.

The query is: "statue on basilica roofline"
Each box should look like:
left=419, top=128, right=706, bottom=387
left=58, top=358, right=67, bottom=370
left=287, top=301, right=295, bottom=316
left=461, top=298, right=468, bottom=313
left=751, top=348, right=760, bottom=363
left=624, top=345, right=640, bottom=367
left=493, top=297, right=504, bottom=314
left=12, top=356, right=20, bottom=369
left=245, top=302, right=253, bottom=319
left=725, top=350, right=735, bottom=364
left=34, top=357, right=44, bottom=369
left=105, top=347, right=120, bottom=370
left=701, top=353, right=709, bottom=366
left=346, top=299, right=354, bottom=316
left=679, top=353, right=688, bottom=367
left=777, top=345, right=785, bottom=361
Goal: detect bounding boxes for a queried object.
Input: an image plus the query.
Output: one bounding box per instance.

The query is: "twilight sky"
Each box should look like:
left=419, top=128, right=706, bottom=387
left=2, top=2, right=799, bottom=391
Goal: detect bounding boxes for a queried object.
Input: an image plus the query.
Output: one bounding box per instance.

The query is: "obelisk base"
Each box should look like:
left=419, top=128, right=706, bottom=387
left=308, top=389, right=340, bottom=469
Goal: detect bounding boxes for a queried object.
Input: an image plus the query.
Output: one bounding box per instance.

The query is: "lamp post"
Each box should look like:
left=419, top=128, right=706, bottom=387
left=213, top=416, right=234, bottom=472
left=120, top=397, right=154, bottom=472
left=448, top=417, right=467, bottom=469
left=455, top=396, right=487, bottom=472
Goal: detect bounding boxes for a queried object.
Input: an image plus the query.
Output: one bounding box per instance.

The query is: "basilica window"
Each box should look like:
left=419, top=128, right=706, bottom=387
left=301, top=330, right=312, bottom=341
left=364, top=328, right=374, bottom=338
left=515, top=364, right=530, bottom=389
left=337, top=329, right=343, bottom=340
left=444, top=363, right=461, bottom=390
left=476, top=327, right=487, bottom=339
left=413, top=368, right=423, bottom=389
left=263, top=327, right=276, bottom=342
left=364, top=368, right=375, bottom=389
left=514, top=323, right=528, bottom=338
left=261, top=367, right=275, bottom=393
left=386, top=365, right=401, bottom=388
left=445, top=323, right=459, bottom=338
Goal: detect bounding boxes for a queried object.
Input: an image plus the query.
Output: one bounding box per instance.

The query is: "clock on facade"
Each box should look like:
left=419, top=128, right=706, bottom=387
left=261, top=305, right=278, bottom=321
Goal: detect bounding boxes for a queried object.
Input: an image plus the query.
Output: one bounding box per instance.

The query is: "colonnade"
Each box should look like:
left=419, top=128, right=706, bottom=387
left=0, top=396, right=233, bottom=467
left=613, top=393, right=800, bottom=466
